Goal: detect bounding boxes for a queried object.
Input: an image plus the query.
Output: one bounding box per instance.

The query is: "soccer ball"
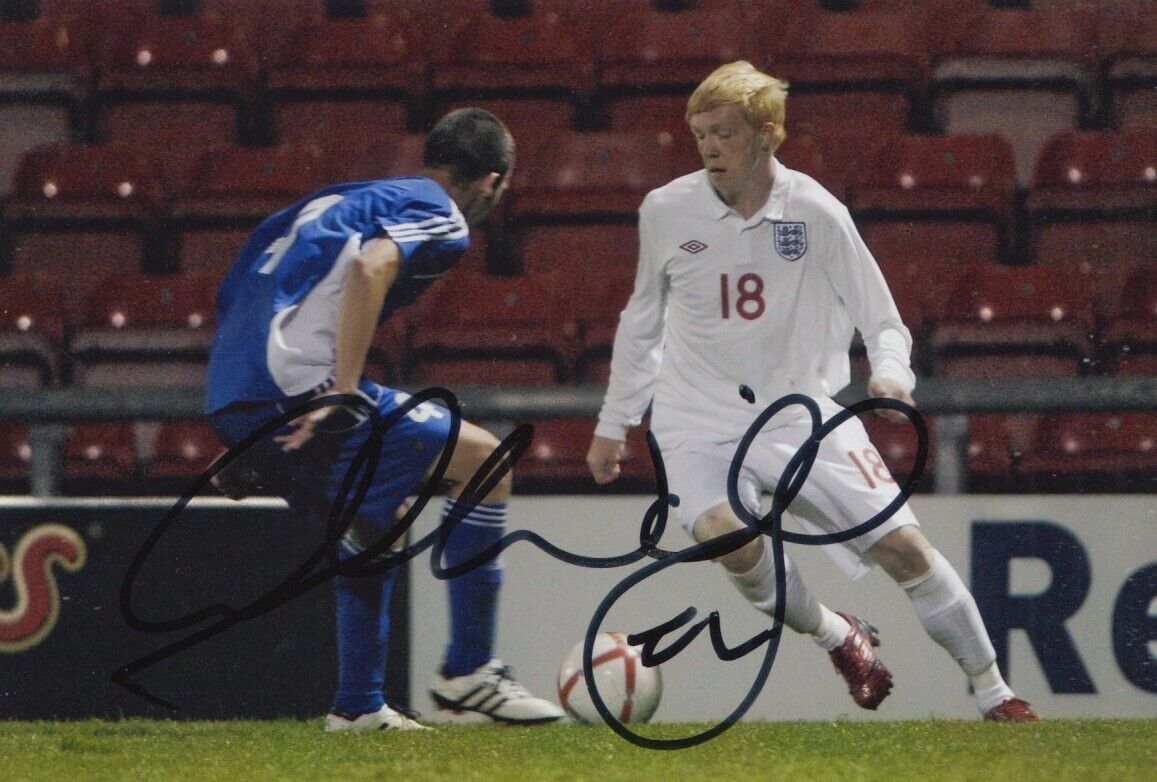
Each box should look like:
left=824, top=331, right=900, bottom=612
left=556, top=631, right=662, bottom=724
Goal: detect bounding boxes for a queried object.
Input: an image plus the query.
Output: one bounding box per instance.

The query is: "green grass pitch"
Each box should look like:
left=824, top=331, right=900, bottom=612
left=1, top=719, right=1153, bottom=781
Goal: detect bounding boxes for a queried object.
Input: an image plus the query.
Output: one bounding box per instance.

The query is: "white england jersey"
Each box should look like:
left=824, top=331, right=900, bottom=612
left=596, top=163, right=915, bottom=448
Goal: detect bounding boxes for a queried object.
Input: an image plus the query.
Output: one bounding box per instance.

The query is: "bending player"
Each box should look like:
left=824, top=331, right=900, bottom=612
left=586, top=62, right=1039, bottom=722
left=205, top=108, right=563, bottom=731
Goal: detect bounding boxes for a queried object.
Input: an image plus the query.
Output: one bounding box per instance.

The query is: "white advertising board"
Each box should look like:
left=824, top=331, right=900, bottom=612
left=409, top=495, right=1157, bottom=724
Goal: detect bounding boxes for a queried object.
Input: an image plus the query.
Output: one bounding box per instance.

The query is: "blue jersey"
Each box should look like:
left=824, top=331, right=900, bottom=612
left=205, top=176, right=469, bottom=413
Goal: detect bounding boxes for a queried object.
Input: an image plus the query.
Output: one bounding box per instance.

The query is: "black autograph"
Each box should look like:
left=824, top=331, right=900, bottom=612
left=113, top=387, right=925, bottom=751
left=596, top=392, right=926, bottom=749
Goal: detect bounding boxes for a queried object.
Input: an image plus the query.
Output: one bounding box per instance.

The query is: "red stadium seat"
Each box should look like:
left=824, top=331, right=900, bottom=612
left=744, top=2, right=929, bottom=177
left=198, top=0, right=324, bottom=62
left=174, top=142, right=332, bottom=218
left=509, top=130, right=686, bottom=219
left=67, top=272, right=216, bottom=388
left=365, top=314, right=410, bottom=388
left=1016, top=412, right=1157, bottom=491
left=925, top=264, right=1096, bottom=379
left=573, top=261, right=636, bottom=384
left=142, top=419, right=222, bottom=488
left=1097, top=3, right=1157, bottom=130
left=403, top=270, right=579, bottom=387
left=92, top=11, right=260, bottom=175
left=170, top=142, right=332, bottom=275
left=753, top=7, right=927, bottom=173
left=965, top=410, right=1049, bottom=492
left=1030, top=129, right=1157, bottom=209
left=3, top=142, right=168, bottom=323
left=874, top=255, right=970, bottom=369
left=775, top=133, right=849, bottom=202
left=966, top=413, right=1015, bottom=486
left=334, top=132, right=427, bottom=183
left=784, top=96, right=906, bottom=187
left=0, top=12, right=92, bottom=87
left=1110, top=352, right=1157, bottom=378
left=0, top=13, right=94, bottom=194
left=850, top=133, right=1019, bottom=269
left=5, top=141, right=169, bottom=218
left=757, top=7, right=928, bottom=88
left=514, top=418, right=597, bottom=491
left=514, top=417, right=657, bottom=494
left=513, top=222, right=639, bottom=285
left=430, top=4, right=595, bottom=94
left=595, top=2, right=750, bottom=137
left=505, top=130, right=681, bottom=276
left=0, top=423, right=32, bottom=489
left=62, top=422, right=138, bottom=492
left=429, top=5, right=596, bottom=155
left=263, top=8, right=424, bottom=146
left=928, top=5, right=1098, bottom=185
left=0, top=276, right=65, bottom=388
left=1027, top=129, right=1157, bottom=323
left=1102, top=266, right=1157, bottom=376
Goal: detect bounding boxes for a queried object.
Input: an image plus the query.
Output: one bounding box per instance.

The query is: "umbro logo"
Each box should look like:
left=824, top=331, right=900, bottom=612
left=680, top=239, right=708, bottom=254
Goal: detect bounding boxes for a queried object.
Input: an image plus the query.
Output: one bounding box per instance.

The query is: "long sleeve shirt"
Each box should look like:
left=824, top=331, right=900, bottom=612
left=596, top=163, right=914, bottom=449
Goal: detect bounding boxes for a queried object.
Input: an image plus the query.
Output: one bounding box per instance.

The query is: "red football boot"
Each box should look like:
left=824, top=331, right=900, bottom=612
left=984, top=697, right=1041, bottom=723
left=828, top=612, right=894, bottom=710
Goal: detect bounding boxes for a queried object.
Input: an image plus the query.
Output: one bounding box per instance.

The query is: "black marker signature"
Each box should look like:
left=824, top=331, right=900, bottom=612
left=113, top=388, right=924, bottom=752
left=113, top=387, right=677, bottom=709
left=586, top=392, right=926, bottom=750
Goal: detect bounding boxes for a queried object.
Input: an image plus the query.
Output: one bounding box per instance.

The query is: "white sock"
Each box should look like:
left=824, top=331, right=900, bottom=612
left=727, top=544, right=822, bottom=635
left=812, top=606, right=853, bottom=652
left=900, top=550, right=1013, bottom=709
left=970, top=661, right=1016, bottom=713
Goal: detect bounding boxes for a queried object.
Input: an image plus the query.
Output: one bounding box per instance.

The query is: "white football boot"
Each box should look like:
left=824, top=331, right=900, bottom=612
left=324, top=704, right=430, bottom=732
left=429, top=659, right=564, bottom=725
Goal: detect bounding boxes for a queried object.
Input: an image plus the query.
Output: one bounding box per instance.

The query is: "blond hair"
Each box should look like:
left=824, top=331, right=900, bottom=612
left=686, top=61, right=789, bottom=150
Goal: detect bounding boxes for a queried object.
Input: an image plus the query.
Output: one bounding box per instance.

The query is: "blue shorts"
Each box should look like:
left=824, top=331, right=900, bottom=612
left=208, top=380, right=455, bottom=547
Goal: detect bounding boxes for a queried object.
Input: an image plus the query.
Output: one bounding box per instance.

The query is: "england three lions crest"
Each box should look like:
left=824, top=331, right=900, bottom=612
left=774, top=222, right=807, bottom=261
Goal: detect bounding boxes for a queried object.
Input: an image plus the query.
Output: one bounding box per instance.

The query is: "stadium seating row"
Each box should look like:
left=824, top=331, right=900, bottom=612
left=1, top=258, right=1155, bottom=393
left=0, top=416, right=662, bottom=495
left=2, top=409, right=1153, bottom=497
left=2, top=126, right=1152, bottom=280
left=0, top=0, right=1153, bottom=193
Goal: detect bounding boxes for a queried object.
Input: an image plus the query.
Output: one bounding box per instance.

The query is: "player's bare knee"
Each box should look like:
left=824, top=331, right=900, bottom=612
left=870, top=526, right=935, bottom=583
left=693, top=505, right=762, bottom=573
left=444, top=423, right=513, bottom=501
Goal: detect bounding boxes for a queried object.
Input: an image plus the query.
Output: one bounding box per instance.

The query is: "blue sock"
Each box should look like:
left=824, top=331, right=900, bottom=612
left=331, top=538, right=398, bottom=715
left=441, top=499, right=505, bottom=678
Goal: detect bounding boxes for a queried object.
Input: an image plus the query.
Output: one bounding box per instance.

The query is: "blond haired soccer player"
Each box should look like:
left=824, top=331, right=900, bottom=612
left=586, top=61, right=1039, bottom=722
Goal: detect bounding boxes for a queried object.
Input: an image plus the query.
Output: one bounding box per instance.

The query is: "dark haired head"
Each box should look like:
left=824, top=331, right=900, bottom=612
left=423, top=108, right=515, bottom=186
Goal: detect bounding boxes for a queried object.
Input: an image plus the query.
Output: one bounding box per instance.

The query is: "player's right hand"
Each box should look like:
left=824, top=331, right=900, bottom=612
left=867, top=377, right=917, bottom=424
left=274, top=390, right=374, bottom=452
left=587, top=435, right=626, bottom=484
left=274, top=406, right=328, bottom=452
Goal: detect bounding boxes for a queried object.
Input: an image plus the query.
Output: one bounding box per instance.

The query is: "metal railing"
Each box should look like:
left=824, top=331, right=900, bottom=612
left=2, top=376, right=1154, bottom=496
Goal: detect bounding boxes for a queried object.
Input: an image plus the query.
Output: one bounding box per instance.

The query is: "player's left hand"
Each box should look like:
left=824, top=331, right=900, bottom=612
left=867, top=377, right=916, bottom=424
left=209, top=447, right=265, bottom=499
left=587, top=435, right=626, bottom=484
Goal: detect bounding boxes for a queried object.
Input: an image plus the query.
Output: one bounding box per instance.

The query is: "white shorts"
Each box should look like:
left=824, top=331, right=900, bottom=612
left=661, top=398, right=920, bottom=580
